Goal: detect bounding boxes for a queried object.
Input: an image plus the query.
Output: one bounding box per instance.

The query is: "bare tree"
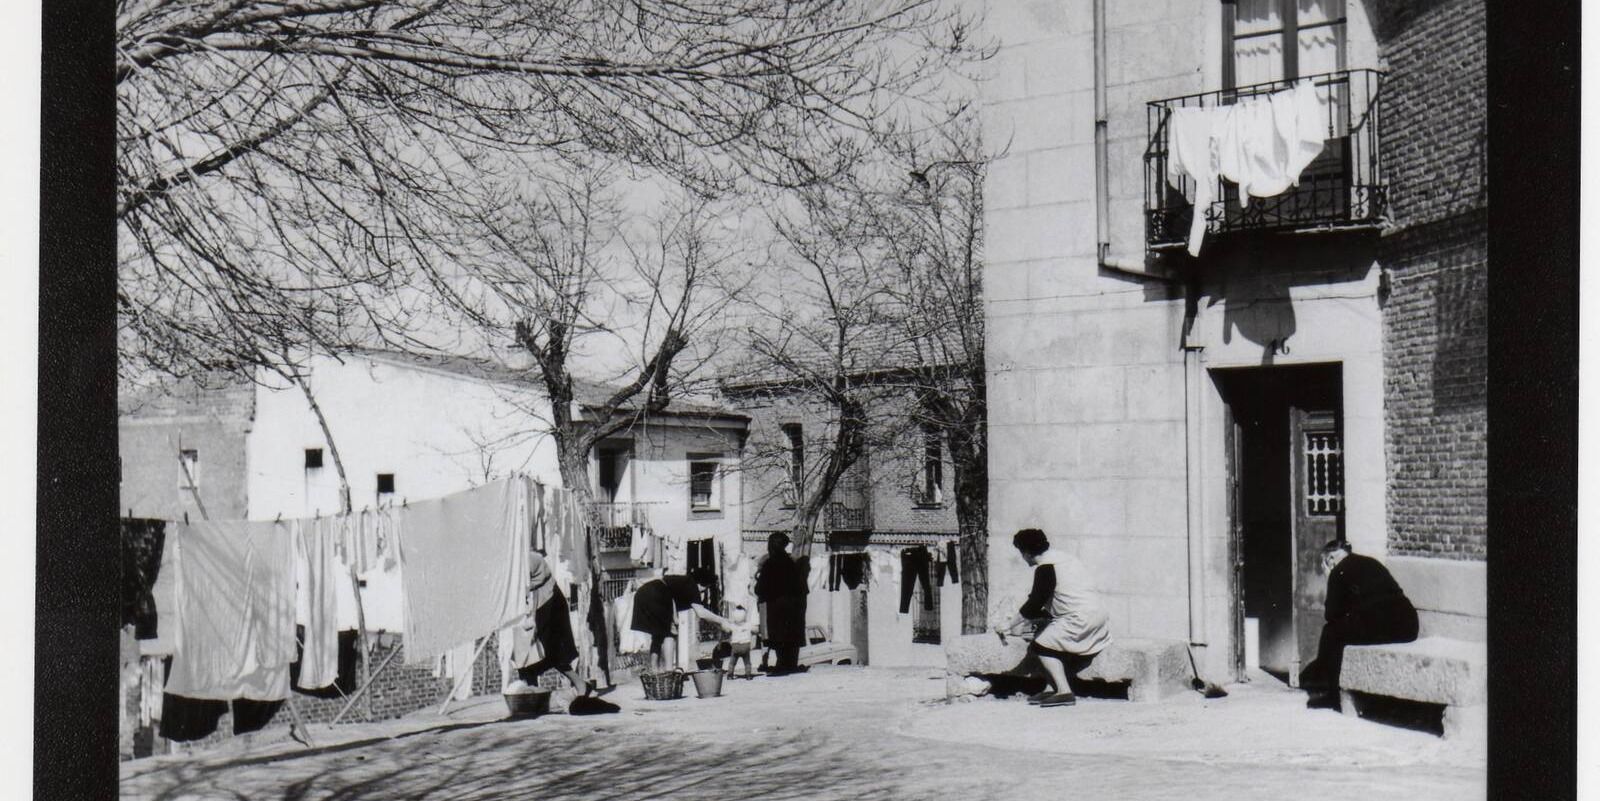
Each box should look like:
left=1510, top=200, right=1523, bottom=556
left=434, top=164, right=749, bottom=542
left=116, top=0, right=982, bottom=381
left=723, top=183, right=911, bottom=563
left=877, top=124, right=990, bottom=634
left=727, top=112, right=991, bottom=628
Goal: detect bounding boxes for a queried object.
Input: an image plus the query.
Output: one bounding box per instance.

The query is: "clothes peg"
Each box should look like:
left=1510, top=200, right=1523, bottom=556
left=182, top=511, right=189, bottom=525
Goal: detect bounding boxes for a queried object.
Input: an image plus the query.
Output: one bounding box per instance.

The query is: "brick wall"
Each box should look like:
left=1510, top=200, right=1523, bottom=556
left=728, top=387, right=958, bottom=538
left=119, top=373, right=256, bottom=520
left=1376, top=0, right=1488, bottom=560
left=138, top=633, right=587, bottom=758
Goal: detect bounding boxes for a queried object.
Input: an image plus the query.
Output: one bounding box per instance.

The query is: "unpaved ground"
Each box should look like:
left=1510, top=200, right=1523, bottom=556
left=121, top=666, right=1484, bottom=800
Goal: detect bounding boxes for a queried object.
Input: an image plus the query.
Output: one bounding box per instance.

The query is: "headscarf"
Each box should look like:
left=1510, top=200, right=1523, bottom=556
left=528, top=550, right=556, bottom=611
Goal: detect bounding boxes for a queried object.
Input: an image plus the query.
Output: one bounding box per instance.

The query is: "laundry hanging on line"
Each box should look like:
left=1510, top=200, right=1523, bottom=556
left=1166, top=79, right=1328, bottom=256
left=899, top=546, right=935, bottom=614
left=164, top=519, right=298, bottom=702
left=294, top=517, right=340, bottom=691
left=121, top=518, right=167, bottom=640
left=400, top=477, right=531, bottom=665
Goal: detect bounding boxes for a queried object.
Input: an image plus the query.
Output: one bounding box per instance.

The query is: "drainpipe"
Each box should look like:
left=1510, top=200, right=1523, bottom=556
left=1093, top=0, right=1170, bottom=283
left=1092, top=0, right=1205, bottom=646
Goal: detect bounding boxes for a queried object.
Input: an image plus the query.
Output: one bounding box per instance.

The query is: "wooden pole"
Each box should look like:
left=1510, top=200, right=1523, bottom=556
left=348, top=563, right=374, bottom=721
left=438, top=636, right=493, bottom=716
left=330, top=642, right=401, bottom=726
left=284, top=694, right=315, bottom=748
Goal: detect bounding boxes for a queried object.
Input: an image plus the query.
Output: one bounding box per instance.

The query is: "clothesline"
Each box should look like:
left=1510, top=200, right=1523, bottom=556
left=140, top=474, right=604, bottom=734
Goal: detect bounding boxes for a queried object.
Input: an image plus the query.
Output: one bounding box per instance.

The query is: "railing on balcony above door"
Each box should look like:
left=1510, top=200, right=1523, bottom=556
left=1144, top=68, right=1385, bottom=250
left=590, top=501, right=656, bottom=552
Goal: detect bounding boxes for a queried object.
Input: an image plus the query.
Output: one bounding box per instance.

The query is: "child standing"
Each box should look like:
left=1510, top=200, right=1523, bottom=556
left=721, top=605, right=757, bottom=679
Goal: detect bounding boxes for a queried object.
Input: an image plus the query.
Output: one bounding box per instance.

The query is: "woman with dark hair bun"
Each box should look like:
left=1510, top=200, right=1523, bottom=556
left=998, top=528, right=1112, bottom=708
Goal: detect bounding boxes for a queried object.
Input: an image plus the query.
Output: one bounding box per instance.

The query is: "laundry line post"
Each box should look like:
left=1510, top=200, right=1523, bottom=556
left=438, top=635, right=494, bottom=716
left=329, top=641, right=402, bottom=727
left=348, top=562, right=374, bottom=722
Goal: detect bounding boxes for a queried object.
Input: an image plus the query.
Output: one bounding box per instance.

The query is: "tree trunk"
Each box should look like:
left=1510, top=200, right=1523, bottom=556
left=288, top=372, right=369, bottom=717
left=291, top=374, right=353, bottom=515
left=953, top=459, right=988, bottom=634
left=948, top=389, right=989, bottom=634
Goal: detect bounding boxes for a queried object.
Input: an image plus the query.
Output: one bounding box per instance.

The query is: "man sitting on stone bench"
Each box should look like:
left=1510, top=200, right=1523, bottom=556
left=995, top=528, right=1113, bottom=708
left=1303, top=540, right=1418, bottom=709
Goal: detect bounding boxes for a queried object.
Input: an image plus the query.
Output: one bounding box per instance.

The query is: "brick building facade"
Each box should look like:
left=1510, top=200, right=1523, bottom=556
left=119, top=373, right=256, bottom=521
left=726, top=379, right=964, bottom=668
left=1373, top=0, right=1488, bottom=559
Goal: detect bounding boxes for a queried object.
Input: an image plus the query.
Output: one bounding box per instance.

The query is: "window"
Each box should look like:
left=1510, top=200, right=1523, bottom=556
left=781, top=423, right=804, bottom=506
left=178, top=449, right=200, bottom=488
left=376, top=473, right=395, bottom=504
left=1303, top=431, right=1344, bottom=516
left=688, top=460, right=720, bottom=510
left=917, top=425, right=944, bottom=507
left=1224, top=0, right=1346, bottom=88
left=304, top=448, right=324, bottom=470
left=686, top=538, right=719, bottom=600
left=598, top=448, right=629, bottom=503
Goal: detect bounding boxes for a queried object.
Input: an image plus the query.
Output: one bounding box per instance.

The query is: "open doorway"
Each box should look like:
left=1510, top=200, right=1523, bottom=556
left=1217, top=364, right=1344, bottom=687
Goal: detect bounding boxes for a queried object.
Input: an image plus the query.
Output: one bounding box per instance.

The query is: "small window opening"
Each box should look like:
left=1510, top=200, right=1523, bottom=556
left=305, top=448, right=324, bottom=470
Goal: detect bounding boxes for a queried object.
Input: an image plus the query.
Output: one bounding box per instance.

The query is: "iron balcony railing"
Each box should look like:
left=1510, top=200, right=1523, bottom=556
left=824, top=501, right=871, bottom=531
left=1145, top=68, right=1385, bottom=250
left=591, top=502, right=653, bottom=551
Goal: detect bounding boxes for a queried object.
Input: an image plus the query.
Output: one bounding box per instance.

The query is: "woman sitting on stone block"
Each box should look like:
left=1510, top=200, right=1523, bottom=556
left=996, top=528, right=1113, bottom=708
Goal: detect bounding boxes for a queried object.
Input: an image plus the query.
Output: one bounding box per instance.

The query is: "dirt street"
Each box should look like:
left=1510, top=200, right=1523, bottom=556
left=121, top=666, right=1485, bottom=800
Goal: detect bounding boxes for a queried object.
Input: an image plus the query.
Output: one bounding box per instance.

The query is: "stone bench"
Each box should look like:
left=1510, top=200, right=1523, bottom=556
left=945, top=634, right=1191, bottom=703
left=1338, top=636, right=1487, bottom=739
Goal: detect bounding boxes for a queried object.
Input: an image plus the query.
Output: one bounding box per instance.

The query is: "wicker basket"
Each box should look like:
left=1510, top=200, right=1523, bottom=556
left=640, top=670, right=686, bottom=701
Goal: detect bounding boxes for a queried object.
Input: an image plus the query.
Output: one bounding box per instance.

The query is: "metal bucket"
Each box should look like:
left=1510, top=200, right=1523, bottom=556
left=503, top=688, right=552, bottom=718
left=689, top=669, right=724, bottom=699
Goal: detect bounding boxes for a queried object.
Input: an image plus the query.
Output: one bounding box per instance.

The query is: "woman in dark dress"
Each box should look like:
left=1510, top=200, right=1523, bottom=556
left=630, top=571, right=731, bottom=672
left=753, top=532, right=809, bottom=674
left=514, top=551, right=592, bottom=696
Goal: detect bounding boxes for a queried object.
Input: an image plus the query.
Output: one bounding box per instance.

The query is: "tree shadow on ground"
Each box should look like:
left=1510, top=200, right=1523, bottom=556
left=124, top=715, right=982, bottom=801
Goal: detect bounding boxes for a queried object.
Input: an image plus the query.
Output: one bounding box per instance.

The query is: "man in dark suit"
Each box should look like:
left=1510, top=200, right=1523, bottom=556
left=754, top=532, right=809, bottom=674
left=1303, top=540, right=1419, bottom=706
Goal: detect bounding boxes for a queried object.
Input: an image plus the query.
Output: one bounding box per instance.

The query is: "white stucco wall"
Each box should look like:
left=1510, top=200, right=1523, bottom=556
left=246, top=353, right=561, bottom=631
left=606, top=419, right=747, bottom=576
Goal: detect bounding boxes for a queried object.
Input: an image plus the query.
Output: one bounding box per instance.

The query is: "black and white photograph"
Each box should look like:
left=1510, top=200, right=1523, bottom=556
left=23, top=0, right=1583, bottom=798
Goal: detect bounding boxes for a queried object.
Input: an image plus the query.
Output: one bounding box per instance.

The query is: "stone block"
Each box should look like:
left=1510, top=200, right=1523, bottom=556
left=1339, top=637, right=1487, bottom=706
left=1026, top=146, right=1096, bottom=206
left=944, top=634, right=1191, bottom=703
left=1077, top=638, right=1192, bottom=703
left=944, top=632, right=1035, bottom=676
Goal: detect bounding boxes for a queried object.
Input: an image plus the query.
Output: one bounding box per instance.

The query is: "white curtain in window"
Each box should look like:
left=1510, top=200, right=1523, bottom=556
left=1234, top=0, right=1283, bottom=86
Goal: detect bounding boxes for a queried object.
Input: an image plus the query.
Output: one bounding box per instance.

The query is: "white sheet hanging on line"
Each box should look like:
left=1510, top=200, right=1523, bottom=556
left=399, top=477, right=530, bottom=665
left=295, top=517, right=340, bottom=690
left=1166, top=79, right=1327, bottom=256
left=165, top=520, right=297, bottom=701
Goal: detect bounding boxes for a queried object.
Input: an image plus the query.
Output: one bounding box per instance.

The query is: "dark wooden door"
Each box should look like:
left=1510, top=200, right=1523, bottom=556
left=1288, top=407, right=1343, bottom=687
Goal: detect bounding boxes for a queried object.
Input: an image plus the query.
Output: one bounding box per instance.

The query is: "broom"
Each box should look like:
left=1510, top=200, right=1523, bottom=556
left=1187, top=645, right=1229, bottom=699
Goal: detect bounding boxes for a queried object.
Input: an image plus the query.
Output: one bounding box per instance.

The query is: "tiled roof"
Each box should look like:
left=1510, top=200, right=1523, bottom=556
left=350, top=348, right=746, bottom=419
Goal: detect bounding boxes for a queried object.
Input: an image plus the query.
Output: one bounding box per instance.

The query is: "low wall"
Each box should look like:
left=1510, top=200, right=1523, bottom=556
left=122, top=631, right=616, bottom=760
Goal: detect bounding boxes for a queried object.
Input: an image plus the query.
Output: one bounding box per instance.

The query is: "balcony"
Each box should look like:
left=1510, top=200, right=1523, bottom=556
left=591, top=502, right=652, bottom=552
left=824, top=501, right=871, bottom=531
left=1145, top=69, right=1385, bottom=251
